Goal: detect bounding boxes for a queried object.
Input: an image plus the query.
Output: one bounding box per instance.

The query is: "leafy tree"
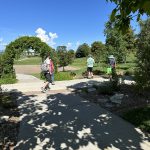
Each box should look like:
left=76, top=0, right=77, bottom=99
left=68, top=49, right=75, bottom=64
left=106, top=0, right=150, bottom=32
left=91, top=41, right=106, bottom=65
left=76, top=43, right=90, bottom=58
left=104, top=21, right=136, bottom=63
left=57, top=46, right=69, bottom=71
left=104, top=21, right=127, bottom=63
left=135, top=18, right=150, bottom=90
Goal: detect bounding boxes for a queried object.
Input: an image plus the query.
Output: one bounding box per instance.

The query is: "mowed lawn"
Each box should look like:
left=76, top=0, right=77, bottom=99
left=14, top=53, right=137, bottom=78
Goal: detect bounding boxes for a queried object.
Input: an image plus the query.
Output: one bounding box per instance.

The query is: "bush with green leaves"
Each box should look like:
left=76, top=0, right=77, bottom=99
left=135, top=19, right=150, bottom=91
left=1, top=36, right=56, bottom=81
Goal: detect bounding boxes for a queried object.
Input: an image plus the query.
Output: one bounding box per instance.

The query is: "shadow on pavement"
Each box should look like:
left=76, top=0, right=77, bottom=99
left=12, top=88, right=149, bottom=150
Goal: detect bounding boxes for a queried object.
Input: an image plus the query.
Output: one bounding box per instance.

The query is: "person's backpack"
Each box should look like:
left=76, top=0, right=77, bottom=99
left=109, top=58, right=115, bottom=68
left=41, top=61, right=48, bottom=72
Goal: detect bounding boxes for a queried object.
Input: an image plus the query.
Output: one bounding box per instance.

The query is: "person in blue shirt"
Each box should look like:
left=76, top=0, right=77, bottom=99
left=87, top=54, right=95, bottom=78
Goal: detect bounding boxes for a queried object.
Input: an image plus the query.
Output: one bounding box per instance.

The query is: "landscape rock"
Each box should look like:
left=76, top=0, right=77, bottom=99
left=97, top=98, right=109, bottom=103
left=110, top=93, right=124, bottom=104
left=87, top=88, right=96, bottom=93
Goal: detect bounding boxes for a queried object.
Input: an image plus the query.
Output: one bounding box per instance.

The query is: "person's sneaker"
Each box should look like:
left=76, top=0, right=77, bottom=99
left=51, top=82, right=55, bottom=85
left=41, top=87, right=46, bottom=93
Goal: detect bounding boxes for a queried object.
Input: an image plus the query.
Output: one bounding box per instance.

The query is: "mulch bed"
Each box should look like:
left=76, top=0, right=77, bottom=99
left=0, top=93, right=20, bottom=150
left=76, top=83, right=150, bottom=116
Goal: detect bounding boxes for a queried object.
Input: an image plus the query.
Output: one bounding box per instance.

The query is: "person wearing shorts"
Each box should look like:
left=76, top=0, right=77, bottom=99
left=87, top=54, right=95, bottom=78
left=41, top=55, right=51, bottom=93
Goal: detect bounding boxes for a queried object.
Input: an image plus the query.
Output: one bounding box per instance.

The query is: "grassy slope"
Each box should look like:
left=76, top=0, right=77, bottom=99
left=14, top=57, right=42, bottom=65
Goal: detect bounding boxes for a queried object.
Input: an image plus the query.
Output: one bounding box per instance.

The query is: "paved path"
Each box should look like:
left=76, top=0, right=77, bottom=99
left=2, top=74, right=150, bottom=149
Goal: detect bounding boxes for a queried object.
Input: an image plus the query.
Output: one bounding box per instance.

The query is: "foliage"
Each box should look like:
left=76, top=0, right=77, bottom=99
left=1, top=36, right=54, bottom=79
left=0, top=77, right=17, bottom=84
left=0, top=53, right=3, bottom=78
left=123, top=106, right=150, bottom=133
left=97, top=84, right=115, bottom=95
left=135, top=18, right=150, bottom=90
left=104, top=21, right=136, bottom=63
left=0, top=86, right=16, bottom=108
left=76, top=43, right=90, bottom=58
left=57, top=46, right=69, bottom=71
left=91, top=41, right=106, bottom=64
left=57, top=46, right=75, bottom=71
left=67, top=49, right=75, bottom=64
left=107, top=0, right=150, bottom=32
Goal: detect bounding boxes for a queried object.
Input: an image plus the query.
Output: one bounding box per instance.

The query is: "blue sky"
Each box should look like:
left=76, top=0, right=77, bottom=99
left=0, top=0, right=147, bottom=51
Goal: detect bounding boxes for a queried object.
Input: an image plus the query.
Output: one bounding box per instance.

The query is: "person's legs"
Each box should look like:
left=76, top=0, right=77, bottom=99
left=90, top=67, right=93, bottom=78
left=88, top=67, right=93, bottom=78
left=41, top=73, right=51, bottom=92
left=51, top=73, right=55, bottom=85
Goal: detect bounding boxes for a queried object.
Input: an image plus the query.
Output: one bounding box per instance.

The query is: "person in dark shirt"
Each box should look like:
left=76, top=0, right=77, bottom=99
left=108, top=55, right=116, bottom=80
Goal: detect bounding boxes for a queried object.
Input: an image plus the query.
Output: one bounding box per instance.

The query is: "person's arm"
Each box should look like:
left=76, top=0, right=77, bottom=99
left=48, top=64, right=52, bottom=74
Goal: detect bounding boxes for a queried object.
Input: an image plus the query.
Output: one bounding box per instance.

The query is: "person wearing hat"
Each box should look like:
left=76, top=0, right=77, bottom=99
left=87, top=54, right=95, bottom=78
left=108, top=55, right=116, bottom=80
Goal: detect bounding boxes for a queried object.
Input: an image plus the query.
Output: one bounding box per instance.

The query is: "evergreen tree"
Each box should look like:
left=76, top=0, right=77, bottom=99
left=135, top=18, right=150, bottom=90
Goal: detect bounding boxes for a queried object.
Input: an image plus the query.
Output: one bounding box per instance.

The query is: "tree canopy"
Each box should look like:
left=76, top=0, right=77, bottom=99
left=91, top=41, right=106, bottom=64
left=104, top=21, right=136, bottom=63
left=75, top=43, right=90, bottom=58
left=135, top=18, right=150, bottom=90
left=107, top=0, right=150, bottom=32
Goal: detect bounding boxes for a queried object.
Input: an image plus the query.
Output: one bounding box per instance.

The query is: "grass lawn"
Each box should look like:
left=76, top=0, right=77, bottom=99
left=123, top=105, right=150, bottom=133
left=32, top=72, right=73, bottom=81
left=14, top=57, right=42, bottom=65
left=69, top=53, right=137, bottom=77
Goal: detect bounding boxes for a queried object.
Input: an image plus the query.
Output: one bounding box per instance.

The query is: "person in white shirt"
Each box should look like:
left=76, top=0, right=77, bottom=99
left=41, top=55, right=51, bottom=93
left=87, top=54, right=95, bottom=78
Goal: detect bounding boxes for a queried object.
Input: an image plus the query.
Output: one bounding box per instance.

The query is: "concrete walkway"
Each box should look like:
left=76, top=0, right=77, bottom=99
left=2, top=74, right=150, bottom=149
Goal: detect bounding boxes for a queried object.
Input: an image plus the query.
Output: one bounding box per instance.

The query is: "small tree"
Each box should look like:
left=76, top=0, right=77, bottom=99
left=91, top=41, right=106, bottom=65
left=57, top=46, right=69, bottom=71
left=135, top=19, right=150, bottom=91
left=68, top=49, right=75, bottom=64
left=75, top=43, right=90, bottom=58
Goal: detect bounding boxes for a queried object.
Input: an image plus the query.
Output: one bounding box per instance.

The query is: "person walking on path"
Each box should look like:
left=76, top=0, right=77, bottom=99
left=49, top=59, right=55, bottom=85
left=41, top=55, right=52, bottom=93
left=108, top=55, right=116, bottom=81
left=87, top=54, right=95, bottom=79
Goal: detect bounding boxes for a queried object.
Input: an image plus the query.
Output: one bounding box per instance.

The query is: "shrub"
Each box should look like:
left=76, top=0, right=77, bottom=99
left=93, top=70, right=105, bottom=75
left=97, top=84, right=114, bottom=95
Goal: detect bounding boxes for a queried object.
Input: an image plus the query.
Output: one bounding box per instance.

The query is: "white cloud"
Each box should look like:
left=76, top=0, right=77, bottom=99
left=0, top=37, right=3, bottom=43
left=35, top=28, right=58, bottom=47
left=76, top=41, right=80, bottom=47
left=66, top=42, right=72, bottom=50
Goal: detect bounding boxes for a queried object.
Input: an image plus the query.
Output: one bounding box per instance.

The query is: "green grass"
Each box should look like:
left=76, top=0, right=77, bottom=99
left=123, top=105, right=150, bottom=133
left=54, top=72, right=73, bottom=81
left=0, top=78, right=17, bottom=84
left=13, top=53, right=137, bottom=78
left=70, top=57, right=87, bottom=67
left=32, top=72, right=73, bottom=81
left=14, top=56, right=42, bottom=65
